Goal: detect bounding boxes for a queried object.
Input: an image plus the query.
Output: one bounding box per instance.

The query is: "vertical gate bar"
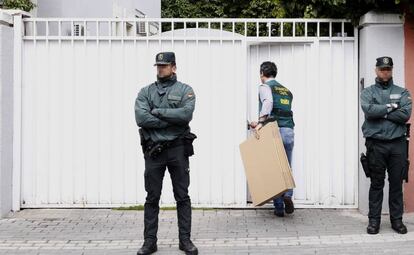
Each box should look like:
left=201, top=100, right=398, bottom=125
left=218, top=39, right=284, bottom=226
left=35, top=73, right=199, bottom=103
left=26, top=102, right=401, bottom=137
left=232, top=21, right=235, bottom=43
left=303, top=43, right=307, bottom=200
left=158, top=21, right=161, bottom=46
left=107, top=20, right=111, bottom=38
left=58, top=20, right=63, bottom=204
left=196, top=21, right=199, bottom=44
left=268, top=22, right=271, bottom=37
left=133, top=25, right=138, bottom=203
left=329, top=24, right=333, bottom=203
left=220, top=21, right=223, bottom=42
left=184, top=21, right=187, bottom=37
left=293, top=21, right=296, bottom=37
left=96, top=21, right=99, bottom=40
left=96, top=21, right=101, bottom=203
left=84, top=20, right=88, bottom=203
left=46, top=19, right=51, bottom=204
left=305, top=21, right=307, bottom=38
left=314, top=37, right=320, bottom=205
left=33, top=20, right=38, bottom=205
left=208, top=21, right=211, bottom=45
left=71, top=19, right=76, bottom=204
left=329, top=21, right=332, bottom=38
left=317, top=22, right=320, bottom=38
left=12, top=14, right=23, bottom=211
left=71, top=21, right=74, bottom=41
left=121, top=19, right=126, bottom=204
left=33, top=20, right=37, bottom=39
left=341, top=22, right=346, bottom=205
left=172, top=20, right=174, bottom=48
left=281, top=22, right=284, bottom=37
left=353, top=26, right=359, bottom=207
left=108, top=22, right=113, bottom=204
left=84, top=21, right=87, bottom=38
left=58, top=21, right=62, bottom=37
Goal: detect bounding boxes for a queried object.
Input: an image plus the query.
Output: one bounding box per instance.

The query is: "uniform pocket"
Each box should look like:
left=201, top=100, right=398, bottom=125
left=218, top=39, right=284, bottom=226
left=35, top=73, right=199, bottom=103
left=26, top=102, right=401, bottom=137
left=167, top=94, right=182, bottom=107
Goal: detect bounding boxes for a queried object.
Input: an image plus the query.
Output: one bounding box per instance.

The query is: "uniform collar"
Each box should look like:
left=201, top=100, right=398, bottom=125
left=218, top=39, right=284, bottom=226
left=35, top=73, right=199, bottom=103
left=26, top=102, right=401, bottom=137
left=156, top=74, right=177, bottom=88
left=375, top=77, right=394, bottom=89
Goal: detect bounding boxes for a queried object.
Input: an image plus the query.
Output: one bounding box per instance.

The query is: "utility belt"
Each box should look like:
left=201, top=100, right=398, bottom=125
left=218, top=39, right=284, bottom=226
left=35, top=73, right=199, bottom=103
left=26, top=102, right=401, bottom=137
left=361, top=125, right=410, bottom=182
left=272, top=108, right=293, bottom=118
left=139, top=129, right=197, bottom=159
left=365, top=136, right=406, bottom=144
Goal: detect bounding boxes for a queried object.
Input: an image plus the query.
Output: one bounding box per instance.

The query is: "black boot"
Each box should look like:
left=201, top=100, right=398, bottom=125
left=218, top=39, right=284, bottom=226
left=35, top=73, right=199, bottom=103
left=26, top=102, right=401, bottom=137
left=179, top=239, right=198, bottom=255
left=367, top=219, right=380, bottom=235
left=137, top=240, right=157, bottom=255
left=284, top=197, right=295, bottom=214
left=274, top=210, right=284, bottom=217
left=391, top=220, right=408, bottom=234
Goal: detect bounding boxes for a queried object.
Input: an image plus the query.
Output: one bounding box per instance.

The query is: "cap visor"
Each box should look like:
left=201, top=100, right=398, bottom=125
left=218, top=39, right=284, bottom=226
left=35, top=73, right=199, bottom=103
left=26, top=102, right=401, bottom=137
left=154, top=62, right=171, bottom=66
left=377, top=64, right=392, bottom=68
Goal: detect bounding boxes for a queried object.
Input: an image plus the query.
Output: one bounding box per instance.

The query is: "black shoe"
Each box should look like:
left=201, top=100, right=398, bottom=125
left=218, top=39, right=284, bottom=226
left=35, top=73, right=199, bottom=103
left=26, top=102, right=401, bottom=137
left=284, top=197, right=295, bottom=214
left=179, top=239, right=198, bottom=255
left=391, top=220, right=408, bottom=234
left=274, top=210, right=284, bottom=217
left=137, top=240, right=157, bottom=255
left=367, top=220, right=380, bottom=235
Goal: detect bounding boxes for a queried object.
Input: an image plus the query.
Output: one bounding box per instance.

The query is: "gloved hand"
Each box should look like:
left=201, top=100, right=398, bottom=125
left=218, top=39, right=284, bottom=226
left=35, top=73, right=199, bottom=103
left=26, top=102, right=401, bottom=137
left=386, top=103, right=400, bottom=112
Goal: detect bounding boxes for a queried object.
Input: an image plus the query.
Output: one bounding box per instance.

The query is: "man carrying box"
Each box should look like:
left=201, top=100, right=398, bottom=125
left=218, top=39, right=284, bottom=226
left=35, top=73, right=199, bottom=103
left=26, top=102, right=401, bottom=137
left=250, top=61, right=295, bottom=217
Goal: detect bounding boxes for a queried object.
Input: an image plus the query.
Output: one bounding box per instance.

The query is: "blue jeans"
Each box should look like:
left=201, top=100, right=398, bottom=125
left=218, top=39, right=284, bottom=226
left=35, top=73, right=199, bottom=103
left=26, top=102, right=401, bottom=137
left=273, top=127, right=294, bottom=212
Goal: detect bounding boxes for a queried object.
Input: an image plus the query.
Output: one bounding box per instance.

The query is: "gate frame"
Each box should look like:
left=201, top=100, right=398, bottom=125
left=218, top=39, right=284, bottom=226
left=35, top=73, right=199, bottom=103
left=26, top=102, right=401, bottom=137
left=12, top=17, right=359, bottom=211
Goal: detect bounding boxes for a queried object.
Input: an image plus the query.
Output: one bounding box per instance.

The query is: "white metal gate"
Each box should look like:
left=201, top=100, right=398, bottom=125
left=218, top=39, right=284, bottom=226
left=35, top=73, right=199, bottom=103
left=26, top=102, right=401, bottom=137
left=13, top=17, right=358, bottom=209
left=248, top=39, right=358, bottom=207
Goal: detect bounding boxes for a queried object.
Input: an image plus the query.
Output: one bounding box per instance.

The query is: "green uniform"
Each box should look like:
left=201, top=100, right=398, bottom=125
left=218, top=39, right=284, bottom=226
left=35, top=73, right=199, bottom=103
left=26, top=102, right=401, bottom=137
left=261, top=79, right=295, bottom=128
left=361, top=78, right=412, bottom=140
left=135, top=75, right=196, bottom=143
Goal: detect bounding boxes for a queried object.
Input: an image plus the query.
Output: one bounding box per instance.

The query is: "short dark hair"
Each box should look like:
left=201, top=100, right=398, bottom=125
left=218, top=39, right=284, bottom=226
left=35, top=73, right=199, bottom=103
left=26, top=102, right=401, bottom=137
left=260, top=61, right=277, bottom=78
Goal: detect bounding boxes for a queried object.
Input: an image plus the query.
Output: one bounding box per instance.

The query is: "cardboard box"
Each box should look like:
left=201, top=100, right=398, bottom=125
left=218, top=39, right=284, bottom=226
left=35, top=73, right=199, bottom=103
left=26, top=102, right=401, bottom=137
left=239, top=122, right=295, bottom=206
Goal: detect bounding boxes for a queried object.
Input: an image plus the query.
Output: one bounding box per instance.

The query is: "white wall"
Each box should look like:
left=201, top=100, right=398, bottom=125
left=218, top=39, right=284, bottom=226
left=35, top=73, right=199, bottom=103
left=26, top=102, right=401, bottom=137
left=0, top=13, right=14, bottom=217
left=358, top=11, right=405, bottom=215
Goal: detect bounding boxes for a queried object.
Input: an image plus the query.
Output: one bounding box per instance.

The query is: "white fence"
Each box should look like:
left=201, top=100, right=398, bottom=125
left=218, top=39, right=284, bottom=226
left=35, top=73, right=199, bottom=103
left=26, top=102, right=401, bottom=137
left=13, top=17, right=358, bottom=209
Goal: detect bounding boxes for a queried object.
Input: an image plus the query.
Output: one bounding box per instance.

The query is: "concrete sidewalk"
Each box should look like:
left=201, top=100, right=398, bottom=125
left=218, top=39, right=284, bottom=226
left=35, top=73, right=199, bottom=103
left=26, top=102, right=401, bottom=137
left=0, top=208, right=413, bottom=254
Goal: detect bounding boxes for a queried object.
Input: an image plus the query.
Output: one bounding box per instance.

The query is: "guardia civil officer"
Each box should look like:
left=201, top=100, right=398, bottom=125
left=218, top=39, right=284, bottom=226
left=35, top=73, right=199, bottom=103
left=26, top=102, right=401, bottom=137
left=135, top=52, right=198, bottom=254
left=361, top=56, right=412, bottom=235
left=250, top=61, right=295, bottom=217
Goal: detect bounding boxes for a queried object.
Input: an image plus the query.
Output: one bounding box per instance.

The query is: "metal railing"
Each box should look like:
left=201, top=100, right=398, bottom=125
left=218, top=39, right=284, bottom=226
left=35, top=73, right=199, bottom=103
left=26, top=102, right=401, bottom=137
left=22, top=18, right=355, bottom=41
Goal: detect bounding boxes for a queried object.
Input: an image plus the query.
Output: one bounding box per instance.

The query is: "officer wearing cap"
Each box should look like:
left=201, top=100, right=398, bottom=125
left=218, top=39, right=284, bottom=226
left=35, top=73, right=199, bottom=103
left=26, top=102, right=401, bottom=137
left=361, top=56, right=412, bottom=235
left=135, top=52, right=198, bottom=255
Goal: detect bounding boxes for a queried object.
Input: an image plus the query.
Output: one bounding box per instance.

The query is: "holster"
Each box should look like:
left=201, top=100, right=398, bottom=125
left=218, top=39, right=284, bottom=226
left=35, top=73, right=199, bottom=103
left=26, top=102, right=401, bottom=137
left=360, top=153, right=370, bottom=178
left=182, top=132, right=197, bottom=157
left=404, top=123, right=411, bottom=183
left=403, top=159, right=409, bottom=183
left=139, top=128, right=148, bottom=154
